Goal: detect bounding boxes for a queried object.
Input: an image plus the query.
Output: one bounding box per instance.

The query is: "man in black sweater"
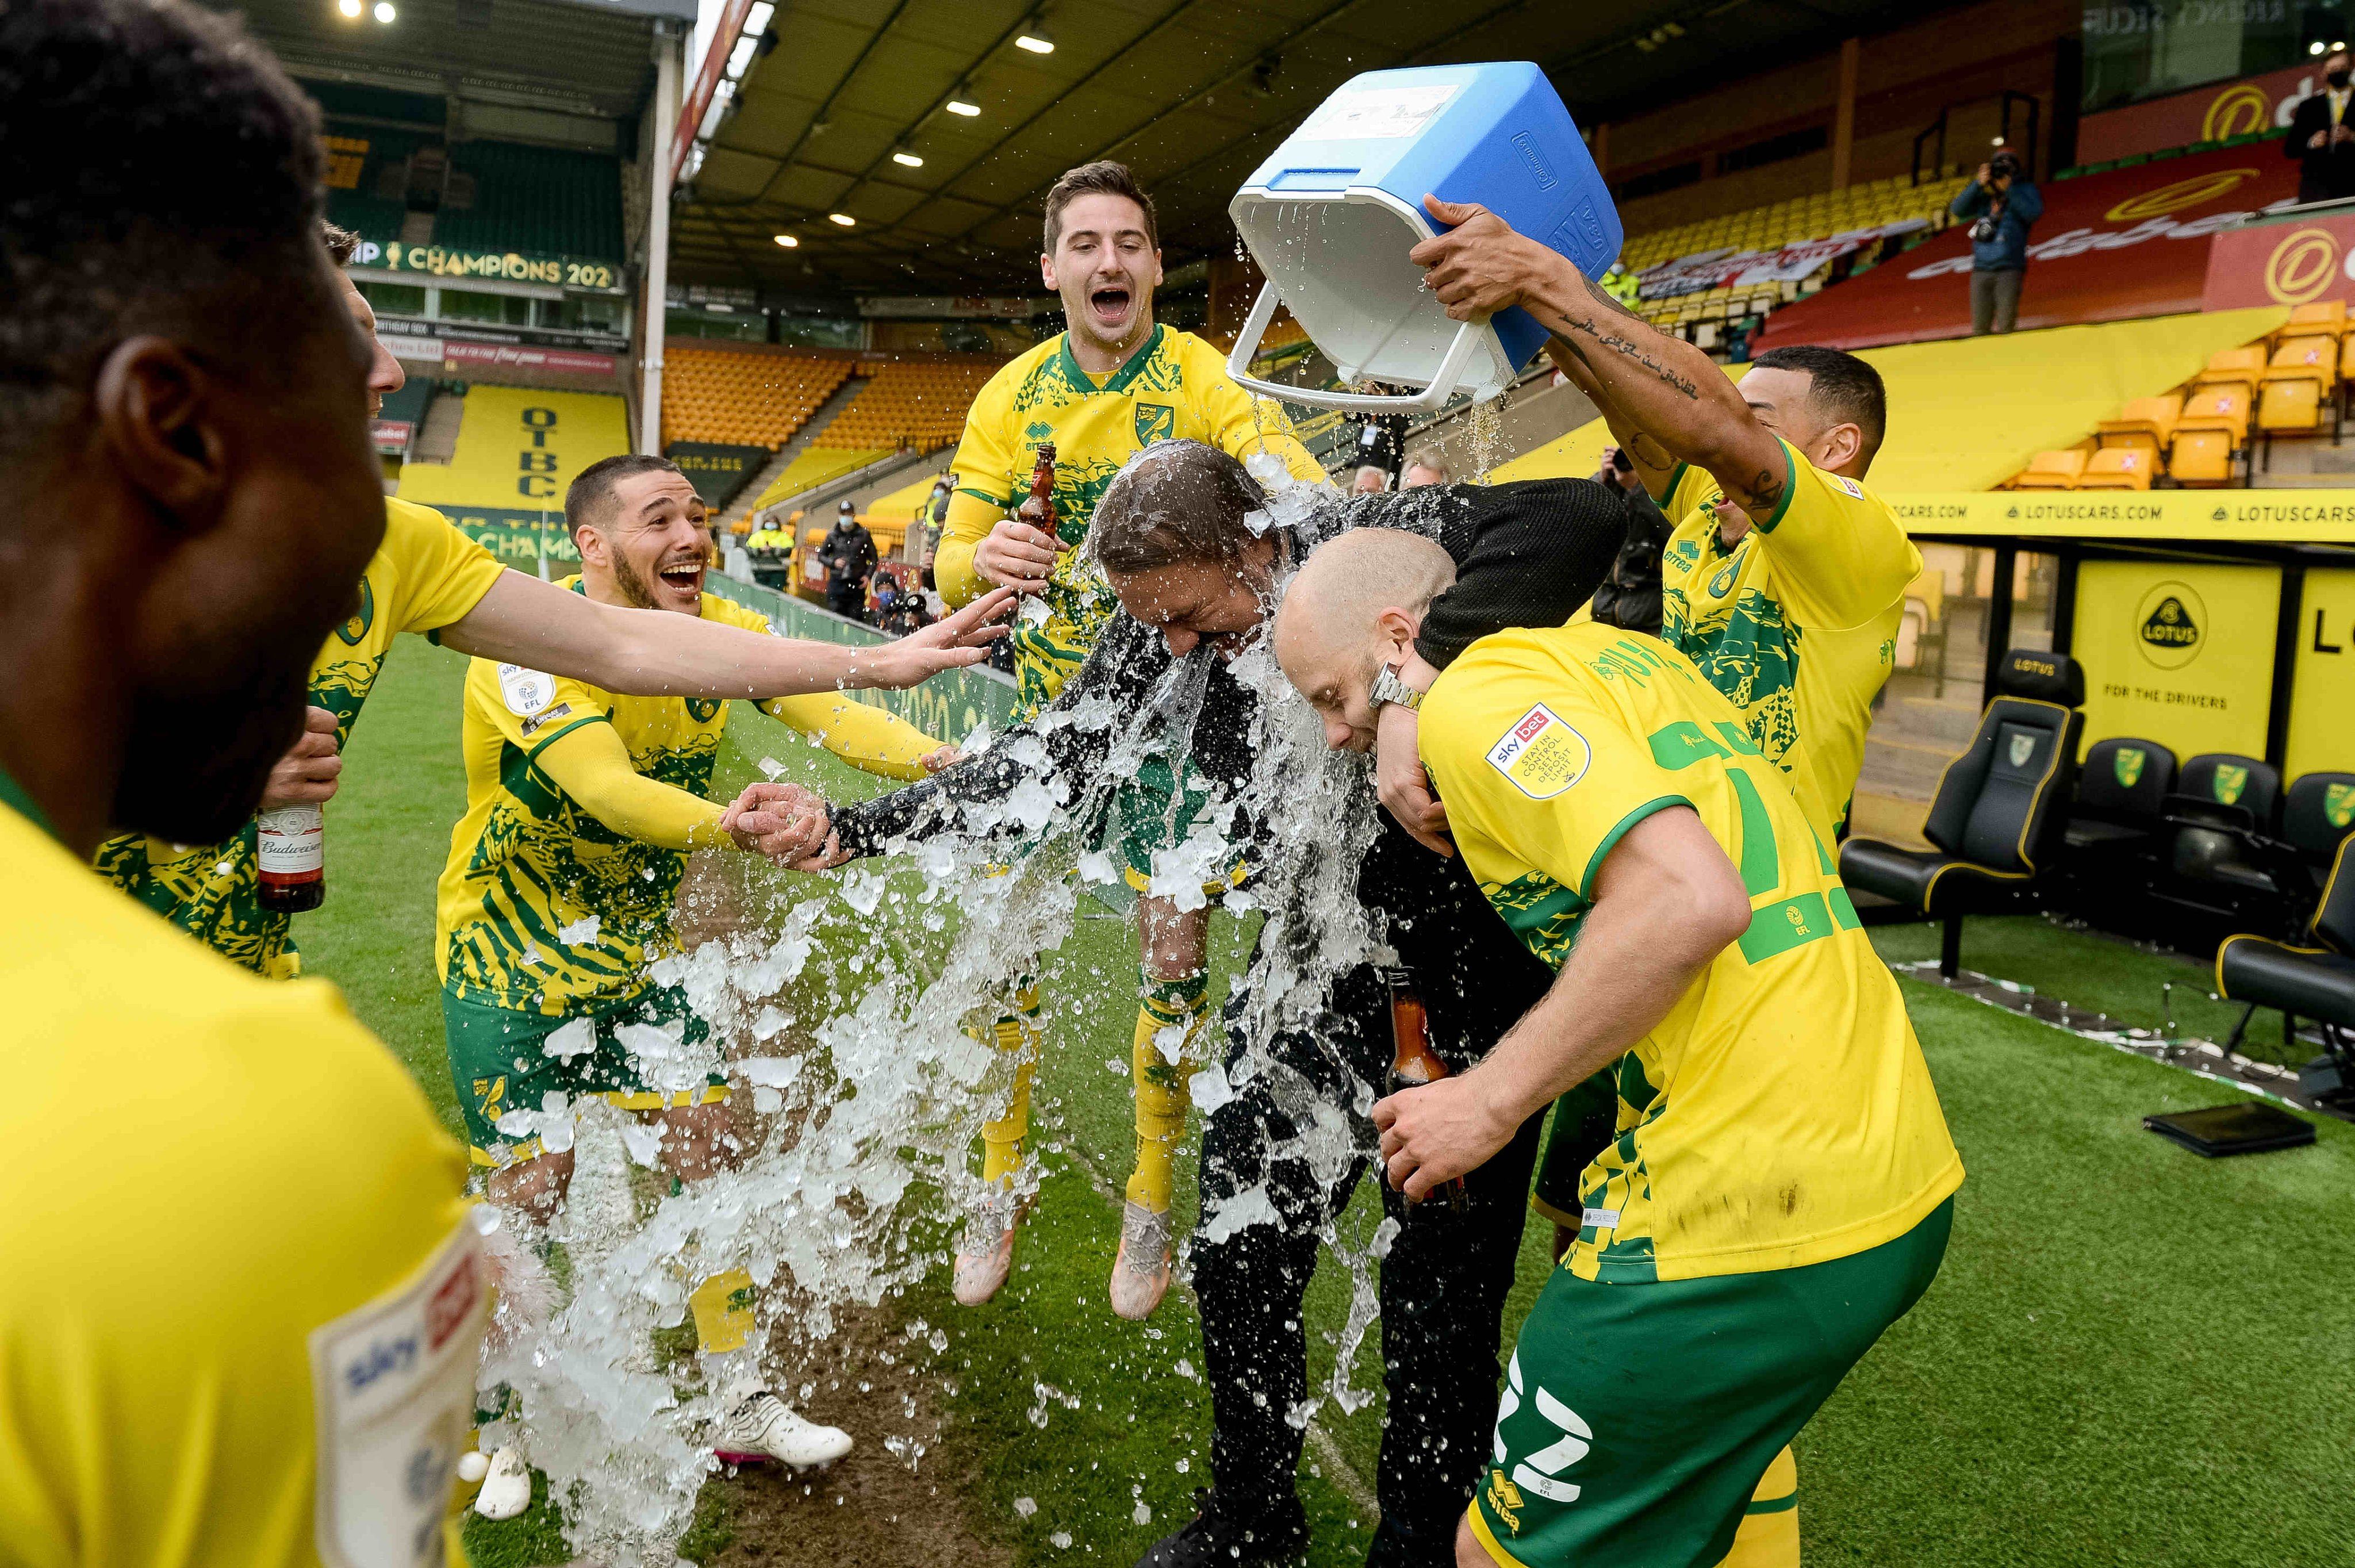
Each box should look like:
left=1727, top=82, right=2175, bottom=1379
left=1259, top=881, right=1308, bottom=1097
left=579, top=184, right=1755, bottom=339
left=2287, top=48, right=2355, bottom=206
left=738, top=442, right=1625, bottom=1567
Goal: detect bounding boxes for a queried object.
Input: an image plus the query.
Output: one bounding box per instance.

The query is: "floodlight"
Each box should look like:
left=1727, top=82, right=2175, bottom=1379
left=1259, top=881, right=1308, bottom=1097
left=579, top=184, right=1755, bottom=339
left=830, top=213, right=856, bottom=227
left=946, top=98, right=981, bottom=117
left=773, top=234, right=799, bottom=247
left=373, top=1, right=394, bottom=19
left=892, top=149, right=924, bottom=167
left=1015, top=29, right=1054, bottom=55
left=337, top=0, right=361, bottom=16
left=2312, top=40, right=2327, bottom=53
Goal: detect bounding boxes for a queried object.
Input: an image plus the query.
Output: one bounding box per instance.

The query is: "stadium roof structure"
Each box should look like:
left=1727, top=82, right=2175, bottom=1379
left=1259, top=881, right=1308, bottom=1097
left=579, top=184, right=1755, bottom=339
left=224, top=0, right=691, bottom=129
left=674, top=0, right=1981, bottom=296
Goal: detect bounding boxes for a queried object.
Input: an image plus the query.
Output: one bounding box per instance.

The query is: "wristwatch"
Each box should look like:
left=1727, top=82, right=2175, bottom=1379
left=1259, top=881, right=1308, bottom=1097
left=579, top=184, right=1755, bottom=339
left=1369, top=661, right=1426, bottom=714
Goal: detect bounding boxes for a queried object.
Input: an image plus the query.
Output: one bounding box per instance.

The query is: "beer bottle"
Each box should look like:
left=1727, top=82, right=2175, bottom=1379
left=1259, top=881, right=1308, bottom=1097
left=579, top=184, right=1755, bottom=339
left=1018, top=442, right=1057, bottom=537
left=1382, top=967, right=1467, bottom=1211
left=256, top=804, right=325, bottom=913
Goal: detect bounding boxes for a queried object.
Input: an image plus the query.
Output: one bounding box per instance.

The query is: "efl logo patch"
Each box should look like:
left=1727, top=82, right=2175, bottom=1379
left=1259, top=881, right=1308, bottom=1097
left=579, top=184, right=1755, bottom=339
left=1487, top=704, right=1591, bottom=799
left=1829, top=474, right=1864, bottom=499
left=498, top=663, right=555, bottom=718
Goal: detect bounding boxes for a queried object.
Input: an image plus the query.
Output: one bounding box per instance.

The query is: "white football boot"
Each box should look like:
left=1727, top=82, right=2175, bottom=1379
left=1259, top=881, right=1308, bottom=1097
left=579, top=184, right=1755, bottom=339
left=953, top=1180, right=1026, bottom=1306
left=1109, top=1201, right=1174, bottom=1321
left=714, top=1379, right=853, bottom=1469
left=471, top=1445, right=532, bottom=1520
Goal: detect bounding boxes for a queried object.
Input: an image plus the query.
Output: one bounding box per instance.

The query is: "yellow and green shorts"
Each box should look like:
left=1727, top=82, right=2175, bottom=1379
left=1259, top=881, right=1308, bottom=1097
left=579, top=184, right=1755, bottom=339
left=1470, top=1198, right=1952, bottom=1568
left=1111, top=753, right=1247, bottom=895
left=443, top=984, right=727, bottom=1169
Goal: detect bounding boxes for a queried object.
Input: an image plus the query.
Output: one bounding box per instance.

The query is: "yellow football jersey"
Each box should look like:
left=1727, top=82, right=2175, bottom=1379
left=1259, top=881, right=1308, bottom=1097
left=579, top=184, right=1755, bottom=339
left=0, top=775, right=485, bottom=1568
left=1421, top=622, right=1962, bottom=1282
left=1658, top=440, right=1920, bottom=841
left=436, top=582, right=939, bottom=1015
left=95, top=498, right=509, bottom=976
left=935, top=324, right=1324, bottom=716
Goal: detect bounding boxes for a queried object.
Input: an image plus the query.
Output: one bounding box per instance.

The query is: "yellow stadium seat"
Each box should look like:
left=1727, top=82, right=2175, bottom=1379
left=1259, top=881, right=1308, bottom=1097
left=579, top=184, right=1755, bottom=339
left=2279, top=300, right=2348, bottom=346
left=2011, top=449, right=2087, bottom=489
left=2175, top=382, right=2250, bottom=444
left=2192, top=346, right=2265, bottom=405
left=2167, top=428, right=2238, bottom=486
left=2096, top=394, right=2181, bottom=460
left=2258, top=340, right=2335, bottom=439
left=2075, top=447, right=2153, bottom=490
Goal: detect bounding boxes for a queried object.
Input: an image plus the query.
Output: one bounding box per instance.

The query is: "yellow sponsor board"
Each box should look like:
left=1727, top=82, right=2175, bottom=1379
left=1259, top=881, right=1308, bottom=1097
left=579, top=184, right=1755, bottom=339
left=2285, top=567, right=2355, bottom=779
left=2073, top=562, right=2279, bottom=763
left=1888, top=490, right=2355, bottom=544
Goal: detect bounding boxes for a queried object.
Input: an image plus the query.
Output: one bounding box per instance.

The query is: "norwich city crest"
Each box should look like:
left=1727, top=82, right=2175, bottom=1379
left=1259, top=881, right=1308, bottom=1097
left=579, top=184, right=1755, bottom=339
left=2212, top=762, right=2249, bottom=805
left=2113, top=746, right=2146, bottom=788
left=336, top=576, right=376, bottom=646
left=2134, top=580, right=2203, bottom=671
left=2326, top=780, right=2355, bottom=829
left=2009, top=731, right=2037, bottom=768
left=1133, top=400, right=1175, bottom=447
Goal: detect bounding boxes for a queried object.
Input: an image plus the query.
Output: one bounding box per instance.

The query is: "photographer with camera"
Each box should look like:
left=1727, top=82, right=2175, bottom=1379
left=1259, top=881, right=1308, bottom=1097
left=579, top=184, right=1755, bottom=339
left=1949, top=147, right=2041, bottom=335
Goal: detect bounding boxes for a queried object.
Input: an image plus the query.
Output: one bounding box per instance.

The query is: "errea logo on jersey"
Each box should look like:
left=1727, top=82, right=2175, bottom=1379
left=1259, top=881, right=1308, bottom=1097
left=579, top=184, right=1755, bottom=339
left=1487, top=704, right=1591, bottom=799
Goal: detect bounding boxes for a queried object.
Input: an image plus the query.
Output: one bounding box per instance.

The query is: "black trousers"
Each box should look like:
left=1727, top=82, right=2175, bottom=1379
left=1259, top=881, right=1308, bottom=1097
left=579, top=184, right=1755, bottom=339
left=1193, top=822, right=1556, bottom=1567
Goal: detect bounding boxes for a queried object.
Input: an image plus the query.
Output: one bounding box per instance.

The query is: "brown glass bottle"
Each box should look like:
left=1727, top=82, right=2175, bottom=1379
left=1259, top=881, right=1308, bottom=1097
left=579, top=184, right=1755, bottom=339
left=1382, top=967, right=1467, bottom=1211
left=256, top=804, right=325, bottom=913
left=1018, top=442, right=1057, bottom=536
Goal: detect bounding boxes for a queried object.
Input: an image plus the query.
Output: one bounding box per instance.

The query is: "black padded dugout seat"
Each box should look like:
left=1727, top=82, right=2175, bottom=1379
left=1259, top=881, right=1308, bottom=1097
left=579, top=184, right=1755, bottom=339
left=2217, top=837, right=2355, bottom=1104
left=1842, top=649, right=2085, bottom=978
left=2066, top=737, right=2177, bottom=856
left=2166, top=753, right=2284, bottom=902
left=2280, top=771, right=2355, bottom=896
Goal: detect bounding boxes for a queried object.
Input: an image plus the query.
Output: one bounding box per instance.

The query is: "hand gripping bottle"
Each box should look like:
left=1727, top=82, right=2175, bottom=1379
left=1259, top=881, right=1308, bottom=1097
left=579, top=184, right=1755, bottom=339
left=256, top=804, right=325, bottom=913
left=1382, top=966, right=1467, bottom=1212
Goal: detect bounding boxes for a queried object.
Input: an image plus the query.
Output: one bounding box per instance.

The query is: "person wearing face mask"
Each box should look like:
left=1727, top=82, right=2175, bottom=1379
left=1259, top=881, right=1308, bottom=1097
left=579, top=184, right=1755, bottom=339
left=820, top=498, right=878, bottom=620
left=2287, top=49, right=2355, bottom=205
left=926, top=160, right=1329, bottom=1319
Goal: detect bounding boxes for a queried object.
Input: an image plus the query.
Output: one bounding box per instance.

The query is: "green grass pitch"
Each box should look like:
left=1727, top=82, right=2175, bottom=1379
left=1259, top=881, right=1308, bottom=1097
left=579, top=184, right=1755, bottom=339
left=307, top=640, right=2353, bottom=1566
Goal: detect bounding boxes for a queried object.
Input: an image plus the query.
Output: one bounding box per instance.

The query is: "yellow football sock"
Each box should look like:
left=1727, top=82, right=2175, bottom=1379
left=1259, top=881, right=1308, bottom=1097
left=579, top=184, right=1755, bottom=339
left=689, top=1267, right=758, bottom=1356
left=976, top=983, right=1041, bottom=1184
left=1719, top=1446, right=1800, bottom=1568
left=1125, top=973, right=1207, bottom=1213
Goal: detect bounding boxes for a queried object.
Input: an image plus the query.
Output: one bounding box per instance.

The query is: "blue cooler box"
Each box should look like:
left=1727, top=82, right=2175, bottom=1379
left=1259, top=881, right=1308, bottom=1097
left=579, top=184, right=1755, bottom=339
left=1226, top=62, right=1620, bottom=413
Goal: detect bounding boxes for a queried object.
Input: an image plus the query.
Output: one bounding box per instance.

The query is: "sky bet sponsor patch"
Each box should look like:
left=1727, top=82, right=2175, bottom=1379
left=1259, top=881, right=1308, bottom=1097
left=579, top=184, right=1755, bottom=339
left=1488, top=704, right=1591, bottom=799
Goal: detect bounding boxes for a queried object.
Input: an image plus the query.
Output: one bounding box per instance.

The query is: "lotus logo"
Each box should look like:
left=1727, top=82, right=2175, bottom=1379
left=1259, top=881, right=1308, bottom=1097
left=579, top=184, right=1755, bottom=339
left=2114, top=746, right=2146, bottom=788
left=2212, top=763, right=2249, bottom=805
left=2009, top=733, right=2036, bottom=768
left=2134, top=580, right=2206, bottom=670
left=2327, top=780, right=2354, bottom=829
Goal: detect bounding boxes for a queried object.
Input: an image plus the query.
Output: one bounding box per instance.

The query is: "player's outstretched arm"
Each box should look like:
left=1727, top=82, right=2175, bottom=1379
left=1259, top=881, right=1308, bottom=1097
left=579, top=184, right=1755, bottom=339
left=1410, top=195, right=1786, bottom=519
left=439, top=573, right=1014, bottom=698
left=1372, top=807, right=1751, bottom=1199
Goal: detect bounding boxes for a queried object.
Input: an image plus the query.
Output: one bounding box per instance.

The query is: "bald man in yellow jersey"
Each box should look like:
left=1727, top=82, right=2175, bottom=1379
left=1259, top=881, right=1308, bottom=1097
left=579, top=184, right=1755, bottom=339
left=1275, top=531, right=1959, bottom=1568
left=98, top=227, right=1009, bottom=980
left=0, top=4, right=492, bottom=1559
left=437, top=455, right=953, bottom=1512
left=931, top=159, right=1327, bottom=1314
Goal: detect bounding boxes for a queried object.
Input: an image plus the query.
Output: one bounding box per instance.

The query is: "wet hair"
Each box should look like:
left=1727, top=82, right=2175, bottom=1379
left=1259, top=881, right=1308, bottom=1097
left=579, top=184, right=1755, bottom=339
left=567, top=453, right=683, bottom=536
left=321, top=221, right=362, bottom=267
left=1044, top=160, right=1159, bottom=256
left=1404, top=454, right=1452, bottom=483
left=1088, top=440, right=1268, bottom=574
left=1751, top=343, right=1886, bottom=465
left=0, top=0, right=332, bottom=467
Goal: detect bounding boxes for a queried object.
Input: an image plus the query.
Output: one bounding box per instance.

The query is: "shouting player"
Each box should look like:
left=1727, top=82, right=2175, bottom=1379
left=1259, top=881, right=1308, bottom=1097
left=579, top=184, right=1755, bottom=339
left=1275, top=529, right=1961, bottom=1568
left=97, top=231, right=1007, bottom=980
left=931, top=161, right=1326, bottom=1316
left=438, top=455, right=954, bottom=1512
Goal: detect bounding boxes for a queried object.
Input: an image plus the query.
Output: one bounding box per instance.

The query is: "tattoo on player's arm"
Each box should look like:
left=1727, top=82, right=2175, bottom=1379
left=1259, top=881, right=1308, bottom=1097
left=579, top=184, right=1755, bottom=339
left=1561, top=314, right=1701, bottom=400
left=1741, top=466, right=1785, bottom=513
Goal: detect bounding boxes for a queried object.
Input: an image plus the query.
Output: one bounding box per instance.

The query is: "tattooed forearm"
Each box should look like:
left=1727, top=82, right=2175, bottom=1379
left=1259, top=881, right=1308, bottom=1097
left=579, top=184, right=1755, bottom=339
left=1562, top=312, right=1701, bottom=400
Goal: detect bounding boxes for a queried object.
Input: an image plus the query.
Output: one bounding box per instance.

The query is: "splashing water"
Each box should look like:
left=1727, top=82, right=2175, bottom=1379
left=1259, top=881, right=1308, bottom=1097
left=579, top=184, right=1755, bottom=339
left=483, top=438, right=1401, bottom=1561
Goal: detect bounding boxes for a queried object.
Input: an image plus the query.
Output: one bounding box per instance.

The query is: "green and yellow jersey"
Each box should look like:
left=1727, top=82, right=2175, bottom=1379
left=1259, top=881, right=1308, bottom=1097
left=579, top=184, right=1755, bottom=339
left=1657, top=440, right=1920, bottom=842
left=937, top=323, right=1324, bottom=717
left=95, top=498, right=509, bottom=977
left=1421, top=622, right=1962, bottom=1283
left=0, top=771, right=485, bottom=1567
left=435, top=580, right=941, bottom=1017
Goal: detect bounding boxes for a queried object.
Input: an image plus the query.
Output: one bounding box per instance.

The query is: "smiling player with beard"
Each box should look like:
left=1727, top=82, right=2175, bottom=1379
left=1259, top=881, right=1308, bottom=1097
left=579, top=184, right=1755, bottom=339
left=930, top=160, right=1330, bottom=1317
left=432, top=455, right=956, bottom=1508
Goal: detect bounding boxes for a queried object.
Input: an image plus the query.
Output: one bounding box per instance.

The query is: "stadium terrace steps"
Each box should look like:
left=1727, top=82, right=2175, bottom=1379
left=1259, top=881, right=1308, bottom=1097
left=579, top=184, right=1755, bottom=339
left=728, top=373, right=876, bottom=526
left=413, top=388, right=464, bottom=466
left=395, top=385, right=629, bottom=517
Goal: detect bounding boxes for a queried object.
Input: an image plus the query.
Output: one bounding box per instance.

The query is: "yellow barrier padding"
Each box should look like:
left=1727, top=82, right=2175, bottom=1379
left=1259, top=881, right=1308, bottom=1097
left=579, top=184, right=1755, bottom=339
left=397, top=385, right=628, bottom=513
left=1491, top=306, right=2290, bottom=493
left=753, top=446, right=887, bottom=511
left=1884, top=488, right=2355, bottom=543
